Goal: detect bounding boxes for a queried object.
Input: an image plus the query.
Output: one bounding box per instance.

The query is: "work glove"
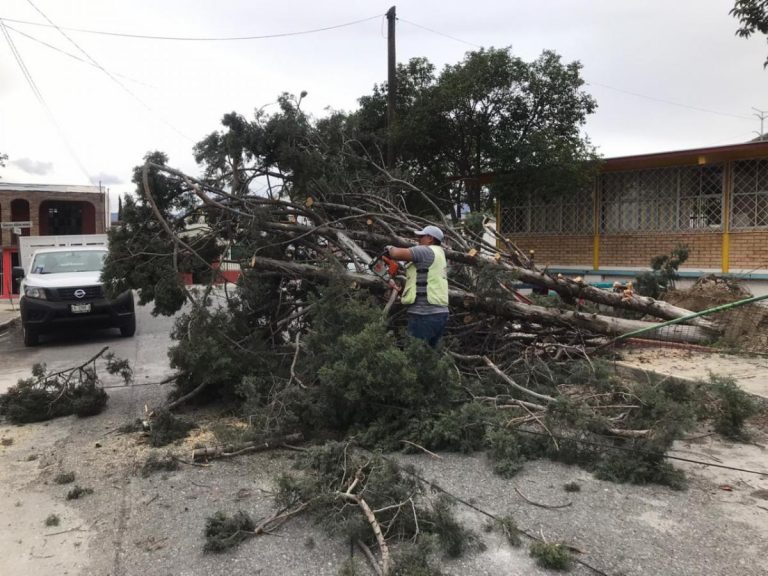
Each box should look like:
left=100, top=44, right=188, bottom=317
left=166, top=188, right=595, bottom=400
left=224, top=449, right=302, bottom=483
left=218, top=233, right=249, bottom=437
left=384, top=245, right=393, bottom=255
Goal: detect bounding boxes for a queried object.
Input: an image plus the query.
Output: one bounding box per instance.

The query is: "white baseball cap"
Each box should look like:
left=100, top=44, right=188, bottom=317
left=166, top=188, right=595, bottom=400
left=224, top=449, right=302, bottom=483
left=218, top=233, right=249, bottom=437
left=414, top=225, right=444, bottom=242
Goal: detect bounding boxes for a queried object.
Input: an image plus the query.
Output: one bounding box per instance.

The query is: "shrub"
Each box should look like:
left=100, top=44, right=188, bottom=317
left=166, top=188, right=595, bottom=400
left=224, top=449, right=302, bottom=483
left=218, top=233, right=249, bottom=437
left=529, top=541, right=572, bottom=571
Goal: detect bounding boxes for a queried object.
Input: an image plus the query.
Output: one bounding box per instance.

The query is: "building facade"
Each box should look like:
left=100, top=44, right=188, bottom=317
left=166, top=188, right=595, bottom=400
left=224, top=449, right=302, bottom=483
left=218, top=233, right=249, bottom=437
left=498, top=141, right=768, bottom=290
left=0, top=183, right=108, bottom=297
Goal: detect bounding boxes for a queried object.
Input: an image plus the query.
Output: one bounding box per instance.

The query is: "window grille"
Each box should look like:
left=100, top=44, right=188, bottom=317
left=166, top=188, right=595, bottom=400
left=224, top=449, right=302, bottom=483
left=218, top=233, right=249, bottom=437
left=600, top=165, right=723, bottom=233
left=499, top=189, right=593, bottom=235
left=732, top=159, right=768, bottom=229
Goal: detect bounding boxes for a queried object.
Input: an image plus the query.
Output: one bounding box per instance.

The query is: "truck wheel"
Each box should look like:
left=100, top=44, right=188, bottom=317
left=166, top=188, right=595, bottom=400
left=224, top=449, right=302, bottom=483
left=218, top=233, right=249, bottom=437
left=23, top=325, right=39, bottom=347
left=120, top=316, right=136, bottom=337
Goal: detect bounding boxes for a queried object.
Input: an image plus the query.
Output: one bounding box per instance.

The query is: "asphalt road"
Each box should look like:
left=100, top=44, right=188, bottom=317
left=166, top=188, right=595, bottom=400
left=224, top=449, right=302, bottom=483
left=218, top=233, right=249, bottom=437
left=1, top=299, right=767, bottom=575
left=0, top=297, right=174, bottom=394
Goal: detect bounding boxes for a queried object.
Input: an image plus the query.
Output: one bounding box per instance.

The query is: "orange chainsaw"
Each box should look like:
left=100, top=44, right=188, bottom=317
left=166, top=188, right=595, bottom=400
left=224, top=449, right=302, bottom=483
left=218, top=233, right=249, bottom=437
left=368, top=250, right=402, bottom=290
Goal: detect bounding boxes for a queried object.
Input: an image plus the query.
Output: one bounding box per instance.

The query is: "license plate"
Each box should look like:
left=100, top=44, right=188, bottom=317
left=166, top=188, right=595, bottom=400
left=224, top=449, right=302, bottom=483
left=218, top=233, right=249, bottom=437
left=71, top=303, right=92, bottom=314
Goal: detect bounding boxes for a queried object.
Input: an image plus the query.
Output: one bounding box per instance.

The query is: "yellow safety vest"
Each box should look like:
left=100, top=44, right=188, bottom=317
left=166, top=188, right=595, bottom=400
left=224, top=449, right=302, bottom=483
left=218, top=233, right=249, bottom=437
left=401, top=246, right=449, bottom=306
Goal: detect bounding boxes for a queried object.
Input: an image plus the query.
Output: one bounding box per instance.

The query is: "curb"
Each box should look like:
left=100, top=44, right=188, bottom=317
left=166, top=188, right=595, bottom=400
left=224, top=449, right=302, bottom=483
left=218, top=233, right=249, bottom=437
left=0, top=316, right=19, bottom=332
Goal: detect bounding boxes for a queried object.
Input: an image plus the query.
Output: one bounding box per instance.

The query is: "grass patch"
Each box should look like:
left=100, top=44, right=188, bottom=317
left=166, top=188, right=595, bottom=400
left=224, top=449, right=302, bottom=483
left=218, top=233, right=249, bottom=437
left=1, top=437, right=13, bottom=446
left=66, top=485, right=93, bottom=500
left=529, top=541, right=572, bottom=571
left=563, top=482, right=581, bottom=492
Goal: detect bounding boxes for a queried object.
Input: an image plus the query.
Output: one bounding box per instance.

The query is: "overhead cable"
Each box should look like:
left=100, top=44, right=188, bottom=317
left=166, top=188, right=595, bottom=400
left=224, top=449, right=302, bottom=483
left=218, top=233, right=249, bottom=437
left=398, top=17, right=483, bottom=49
left=4, top=23, right=156, bottom=88
left=0, top=13, right=381, bottom=41
left=24, top=0, right=192, bottom=142
left=0, top=19, right=94, bottom=184
left=398, top=17, right=753, bottom=122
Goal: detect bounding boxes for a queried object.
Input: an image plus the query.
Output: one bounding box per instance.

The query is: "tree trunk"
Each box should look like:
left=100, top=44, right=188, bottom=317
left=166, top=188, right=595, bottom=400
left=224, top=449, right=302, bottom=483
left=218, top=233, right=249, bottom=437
left=248, top=257, right=712, bottom=344
left=257, top=221, right=716, bottom=331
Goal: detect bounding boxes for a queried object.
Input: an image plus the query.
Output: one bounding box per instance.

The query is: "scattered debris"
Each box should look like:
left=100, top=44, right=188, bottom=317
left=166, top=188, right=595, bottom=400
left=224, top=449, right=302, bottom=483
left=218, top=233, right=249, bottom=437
left=0, top=347, right=129, bottom=424
left=54, top=472, right=75, bottom=485
left=140, top=453, right=180, bottom=477
left=66, top=486, right=93, bottom=500
left=1, top=437, right=13, bottom=446
left=44, top=514, right=60, bottom=527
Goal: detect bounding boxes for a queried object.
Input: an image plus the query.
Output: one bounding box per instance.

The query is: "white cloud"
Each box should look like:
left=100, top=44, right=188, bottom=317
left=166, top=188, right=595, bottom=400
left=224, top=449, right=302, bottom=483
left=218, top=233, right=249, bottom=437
left=11, top=157, right=54, bottom=175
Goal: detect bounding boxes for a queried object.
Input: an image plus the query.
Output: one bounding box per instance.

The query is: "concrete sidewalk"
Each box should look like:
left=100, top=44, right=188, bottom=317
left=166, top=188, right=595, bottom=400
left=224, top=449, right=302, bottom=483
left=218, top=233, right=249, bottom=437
left=0, top=298, right=20, bottom=330
left=617, top=347, right=768, bottom=401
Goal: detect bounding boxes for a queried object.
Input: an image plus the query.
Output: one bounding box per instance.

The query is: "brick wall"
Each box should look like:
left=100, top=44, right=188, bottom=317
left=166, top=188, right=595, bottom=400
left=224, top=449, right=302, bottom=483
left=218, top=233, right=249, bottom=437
left=504, top=232, right=725, bottom=270
left=507, top=235, right=593, bottom=267
left=729, top=230, right=768, bottom=270
left=0, top=190, right=105, bottom=246
left=600, top=232, right=723, bottom=269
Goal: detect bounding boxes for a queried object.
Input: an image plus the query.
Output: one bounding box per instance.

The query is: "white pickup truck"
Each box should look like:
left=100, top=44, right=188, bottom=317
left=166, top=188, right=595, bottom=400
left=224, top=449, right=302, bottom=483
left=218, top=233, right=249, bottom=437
left=19, top=245, right=136, bottom=346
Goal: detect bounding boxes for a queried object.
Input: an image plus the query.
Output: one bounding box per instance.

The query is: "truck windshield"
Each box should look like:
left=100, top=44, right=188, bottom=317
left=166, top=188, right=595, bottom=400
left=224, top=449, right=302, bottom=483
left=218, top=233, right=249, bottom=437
left=31, top=250, right=107, bottom=274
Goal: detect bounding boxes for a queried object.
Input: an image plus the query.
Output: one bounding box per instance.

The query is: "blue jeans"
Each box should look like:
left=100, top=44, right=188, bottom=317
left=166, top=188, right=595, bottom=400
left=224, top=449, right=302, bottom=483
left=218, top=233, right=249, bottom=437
left=407, top=313, right=449, bottom=348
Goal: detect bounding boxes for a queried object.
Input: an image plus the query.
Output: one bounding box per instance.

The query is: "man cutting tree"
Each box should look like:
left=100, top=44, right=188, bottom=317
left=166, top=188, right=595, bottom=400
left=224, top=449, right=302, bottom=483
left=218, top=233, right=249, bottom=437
left=386, top=225, right=449, bottom=347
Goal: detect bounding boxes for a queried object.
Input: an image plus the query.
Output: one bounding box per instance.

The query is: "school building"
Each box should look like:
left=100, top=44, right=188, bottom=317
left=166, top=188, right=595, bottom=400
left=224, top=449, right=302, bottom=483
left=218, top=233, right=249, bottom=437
left=0, top=183, right=108, bottom=297
left=497, top=141, right=768, bottom=293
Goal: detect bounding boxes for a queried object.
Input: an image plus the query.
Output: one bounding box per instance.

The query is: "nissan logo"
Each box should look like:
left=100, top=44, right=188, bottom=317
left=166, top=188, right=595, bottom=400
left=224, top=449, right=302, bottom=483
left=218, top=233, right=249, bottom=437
left=74, top=289, right=86, bottom=299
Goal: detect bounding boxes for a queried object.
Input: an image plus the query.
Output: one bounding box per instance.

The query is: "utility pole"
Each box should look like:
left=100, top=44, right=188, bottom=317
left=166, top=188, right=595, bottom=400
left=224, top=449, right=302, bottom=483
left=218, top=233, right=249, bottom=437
left=386, top=6, right=397, bottom=170
left=753, top=107, right=767, bottom=141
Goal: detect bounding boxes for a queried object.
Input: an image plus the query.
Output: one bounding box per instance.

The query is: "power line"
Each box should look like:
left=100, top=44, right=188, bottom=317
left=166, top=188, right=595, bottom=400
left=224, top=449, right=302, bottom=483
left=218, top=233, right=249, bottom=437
left=0, top=13, right=382, bottom=41
left=0, top=19, right=93, bottom=183
left=586, top=81, right=753, bottom=121
left=4, top=23, right=156, bottom=88
left=398, top=17, right=483, bottom=49
left=24, top=0, right=192, bottom=142
left=398, top=17, right=753, bottom=123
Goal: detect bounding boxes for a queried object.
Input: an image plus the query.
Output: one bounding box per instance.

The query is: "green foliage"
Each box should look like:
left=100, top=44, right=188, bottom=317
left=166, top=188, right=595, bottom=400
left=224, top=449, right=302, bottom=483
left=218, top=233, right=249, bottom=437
left=54, top=472, right=75, bottom=485
left=203, top=510, right=255, bottom=553
left=356, top=48, right=597, bottom=217
left=66, top=485, right=93, bottom=500
left=707, top=374, right=758, bottom=439
left=300, top=285, right=460, bottom=443
left=563, top=482, right=581, bottom=493
left=0, top=362, right=109, bottom=424
left=148, top=409, right=196, bottom=447
left=486, top=428, right=526, bottom=478
left=413, top=403, right=493, bottom=453
left=140, top=452, right=180, bottom=477
left=485, top=514, right=522, bottom=547
left=390, top=539, right=444, bottom=576
left=45, top=514, right=60, bottom=527
left=337, top=558, right=364, bottom=576
left=595, top=445, right=687, bottom=490
left=102, top=151, right=219, bottom=315
left=168, top=302, right=278, bottom=404
left=104, top=352, right=134, bottom=385
left=635, top=244, right=689, bottom=298
left=424, top=495, right=483, bottom=558
left=276, top=443, right=477, bottom=561
left=529, top=541, right=572, bottom=571
left=731, top=0, right=768, bottom=67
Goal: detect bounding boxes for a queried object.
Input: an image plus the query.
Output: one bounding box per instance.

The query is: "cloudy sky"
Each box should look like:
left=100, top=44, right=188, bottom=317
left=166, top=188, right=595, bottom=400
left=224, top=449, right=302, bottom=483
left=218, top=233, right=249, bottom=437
left=1, top=0, right=767, bottom=210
